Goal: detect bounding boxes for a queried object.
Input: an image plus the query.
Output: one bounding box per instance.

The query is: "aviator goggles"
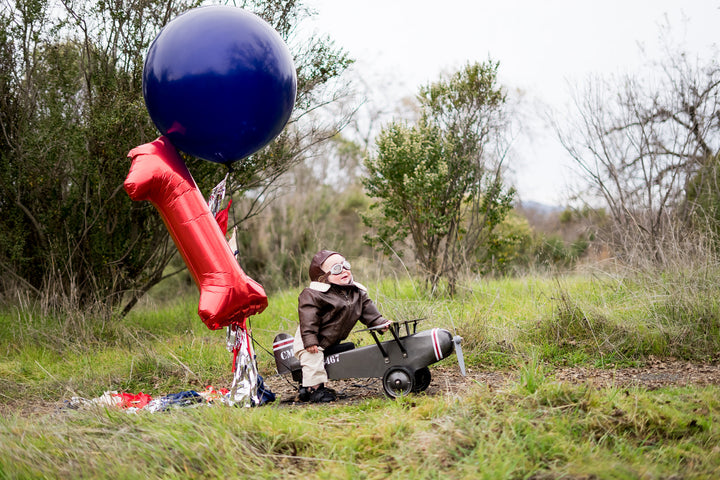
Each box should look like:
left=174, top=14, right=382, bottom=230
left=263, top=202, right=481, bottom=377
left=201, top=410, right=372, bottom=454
left=326, top=260, right=351, bottom=275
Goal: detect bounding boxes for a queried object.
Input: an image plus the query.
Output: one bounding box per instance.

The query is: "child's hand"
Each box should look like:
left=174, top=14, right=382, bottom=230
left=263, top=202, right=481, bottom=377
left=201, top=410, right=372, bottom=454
left=306, top=345, right=319, bottom=354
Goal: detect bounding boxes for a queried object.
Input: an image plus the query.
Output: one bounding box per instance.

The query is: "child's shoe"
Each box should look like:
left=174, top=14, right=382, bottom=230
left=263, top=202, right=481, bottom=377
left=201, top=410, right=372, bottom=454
left=297, top=386, right=311, bottom=402
left=308, top=384, right=336, bottom=403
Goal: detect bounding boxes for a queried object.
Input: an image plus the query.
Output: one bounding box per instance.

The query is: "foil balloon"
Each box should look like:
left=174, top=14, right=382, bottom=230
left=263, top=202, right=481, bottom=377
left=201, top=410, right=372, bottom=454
left=124, top=137, right=268, bottom=329
left=142, top=5, right=297, bottom=164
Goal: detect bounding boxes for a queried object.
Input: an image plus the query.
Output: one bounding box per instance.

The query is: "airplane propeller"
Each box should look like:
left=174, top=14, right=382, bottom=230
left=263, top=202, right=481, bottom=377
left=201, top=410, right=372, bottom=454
left=453, top=335, right=466, bottom=376
left=448, top=308, right=466, bottom=376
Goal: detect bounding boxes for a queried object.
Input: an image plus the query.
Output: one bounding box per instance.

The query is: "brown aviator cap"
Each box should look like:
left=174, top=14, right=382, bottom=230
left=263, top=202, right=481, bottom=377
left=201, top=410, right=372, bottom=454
left=309, top=249, right=340, bottom=281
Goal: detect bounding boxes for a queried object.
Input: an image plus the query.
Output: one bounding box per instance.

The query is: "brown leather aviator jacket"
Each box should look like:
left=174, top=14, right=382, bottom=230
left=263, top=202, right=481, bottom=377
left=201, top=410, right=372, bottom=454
left=297, top=281, right=388, bottom=349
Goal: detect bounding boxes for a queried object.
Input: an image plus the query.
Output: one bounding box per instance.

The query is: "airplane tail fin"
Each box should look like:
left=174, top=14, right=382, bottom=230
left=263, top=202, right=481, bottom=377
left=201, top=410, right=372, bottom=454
left=272, top=333, right=300, bottom=377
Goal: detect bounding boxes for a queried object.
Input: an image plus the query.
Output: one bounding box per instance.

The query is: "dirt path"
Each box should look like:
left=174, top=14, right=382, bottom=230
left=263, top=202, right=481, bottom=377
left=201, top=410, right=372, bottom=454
left=263, top=359, right=720, bottom=404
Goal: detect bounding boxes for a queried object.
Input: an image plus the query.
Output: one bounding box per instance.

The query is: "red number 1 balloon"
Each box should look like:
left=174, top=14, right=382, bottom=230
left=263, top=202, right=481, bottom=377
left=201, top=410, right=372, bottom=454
left=124, top=136, right=267, bottom=329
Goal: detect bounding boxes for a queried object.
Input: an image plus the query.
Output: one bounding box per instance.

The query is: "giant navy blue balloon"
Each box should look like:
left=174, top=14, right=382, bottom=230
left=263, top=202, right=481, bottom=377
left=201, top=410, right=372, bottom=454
left=143, top=6, right=297, bottom=164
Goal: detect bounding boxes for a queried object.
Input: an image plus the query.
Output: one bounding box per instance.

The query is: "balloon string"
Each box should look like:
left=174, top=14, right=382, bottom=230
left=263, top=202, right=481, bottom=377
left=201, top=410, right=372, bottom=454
left=226, top=172, right=235, bottom=232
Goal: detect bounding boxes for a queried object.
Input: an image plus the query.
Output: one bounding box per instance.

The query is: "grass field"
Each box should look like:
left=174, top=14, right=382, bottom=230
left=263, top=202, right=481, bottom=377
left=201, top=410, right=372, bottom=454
left=1, top=272, right=720, bottom=479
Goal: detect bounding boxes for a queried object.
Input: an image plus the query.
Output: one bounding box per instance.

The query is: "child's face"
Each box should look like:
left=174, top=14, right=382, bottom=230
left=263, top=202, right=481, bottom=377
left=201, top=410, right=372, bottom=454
left=321, top=254, right=352, bottom=285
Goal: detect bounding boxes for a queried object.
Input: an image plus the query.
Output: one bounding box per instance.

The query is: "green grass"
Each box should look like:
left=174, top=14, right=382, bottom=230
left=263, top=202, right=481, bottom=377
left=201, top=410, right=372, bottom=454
left=2, top=271, right=720, bottom=478
left=1, top=383, right=719, bottom=479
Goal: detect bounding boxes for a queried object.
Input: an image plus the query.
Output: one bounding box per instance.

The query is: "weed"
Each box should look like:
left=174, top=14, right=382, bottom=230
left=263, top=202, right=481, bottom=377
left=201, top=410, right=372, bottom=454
left=516, top=351, right=548, bottom=395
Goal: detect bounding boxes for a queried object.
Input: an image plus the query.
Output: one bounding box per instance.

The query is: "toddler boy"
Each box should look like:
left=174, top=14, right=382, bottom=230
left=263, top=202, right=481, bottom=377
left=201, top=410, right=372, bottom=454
left=293, top=250, right=391, bottom=402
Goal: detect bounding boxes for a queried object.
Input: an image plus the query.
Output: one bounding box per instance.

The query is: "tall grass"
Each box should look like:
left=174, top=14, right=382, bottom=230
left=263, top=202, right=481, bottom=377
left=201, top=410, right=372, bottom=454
left=529, top=267, right=720, bottom=365
left=3, top=268, right=720, bottom=477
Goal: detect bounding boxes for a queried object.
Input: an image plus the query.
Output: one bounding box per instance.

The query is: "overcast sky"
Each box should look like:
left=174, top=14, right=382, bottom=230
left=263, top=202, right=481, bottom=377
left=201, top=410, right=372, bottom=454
left=302, top=0, right=720, bottom=205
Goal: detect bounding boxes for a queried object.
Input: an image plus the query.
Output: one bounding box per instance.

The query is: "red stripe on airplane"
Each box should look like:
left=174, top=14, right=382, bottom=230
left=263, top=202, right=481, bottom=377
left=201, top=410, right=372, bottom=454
left=273, top=338, right=294, bottom=350
left=431, top=328, right=442, bottom=361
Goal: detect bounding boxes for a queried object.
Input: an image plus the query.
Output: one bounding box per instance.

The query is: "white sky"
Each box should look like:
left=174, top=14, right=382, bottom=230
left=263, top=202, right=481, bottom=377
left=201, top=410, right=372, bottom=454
left=302, top=0, right=720, bottom=205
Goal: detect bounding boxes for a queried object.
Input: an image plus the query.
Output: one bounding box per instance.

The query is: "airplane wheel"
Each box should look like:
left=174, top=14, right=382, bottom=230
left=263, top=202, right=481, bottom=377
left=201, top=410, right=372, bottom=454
left=382, top=367, right=414, bottom=399
left=412, top=367, right=431, bottom=392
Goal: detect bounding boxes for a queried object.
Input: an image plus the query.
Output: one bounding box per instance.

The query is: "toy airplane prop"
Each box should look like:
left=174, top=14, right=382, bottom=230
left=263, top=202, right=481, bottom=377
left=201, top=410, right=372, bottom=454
left=273, top=319, right=466, bottom=399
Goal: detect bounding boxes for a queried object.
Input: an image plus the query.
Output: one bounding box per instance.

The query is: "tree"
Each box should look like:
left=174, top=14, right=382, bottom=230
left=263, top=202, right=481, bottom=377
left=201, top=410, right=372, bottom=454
left=685, top=153, right=720, bottom=243
left=363, top=61, right=515, bottom=294
left=0, top=0, right=354, bottom=315
left=0, top=0, right=188, bottom=311
left=556, top=39, right=720, bottom=262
